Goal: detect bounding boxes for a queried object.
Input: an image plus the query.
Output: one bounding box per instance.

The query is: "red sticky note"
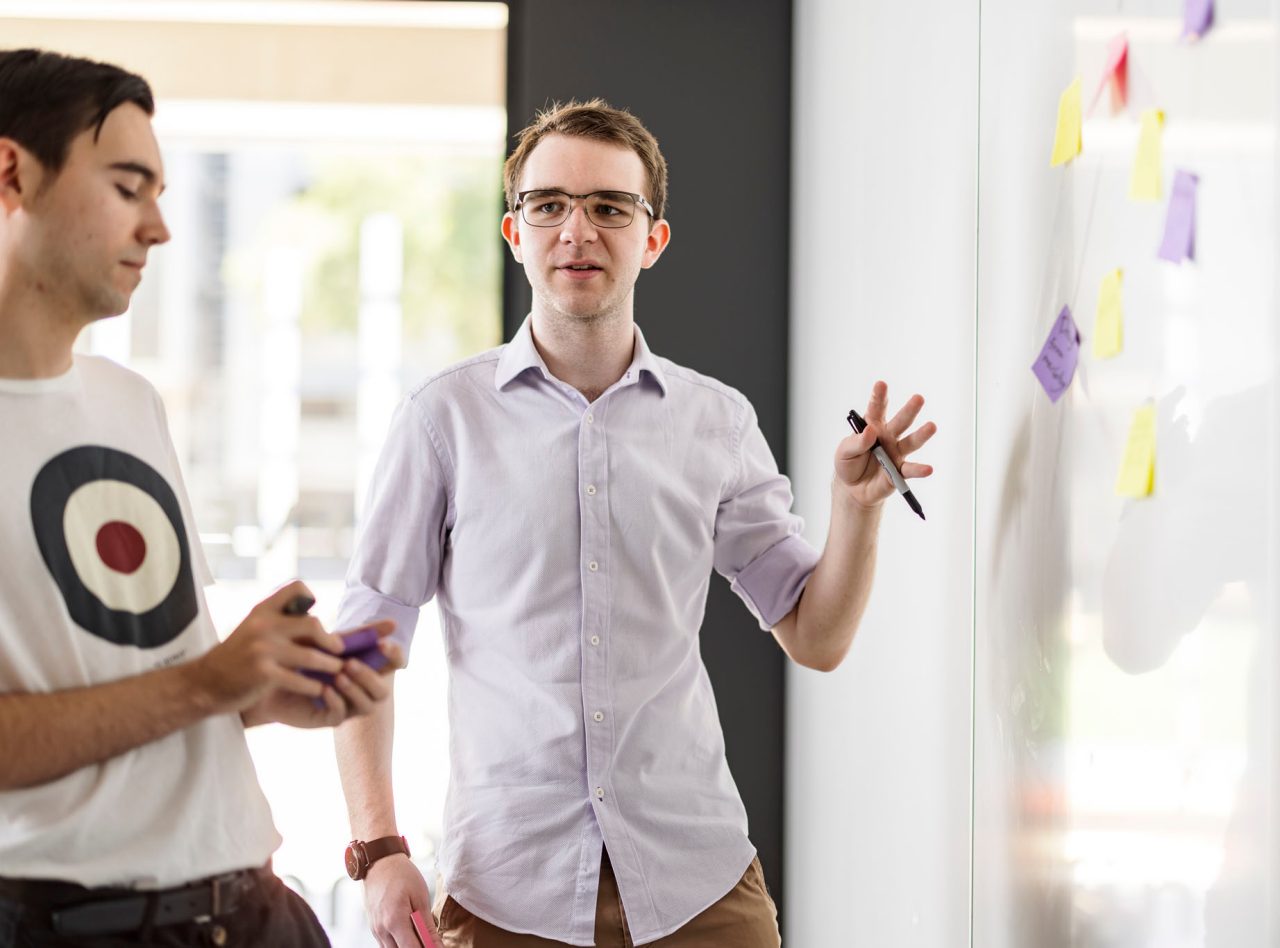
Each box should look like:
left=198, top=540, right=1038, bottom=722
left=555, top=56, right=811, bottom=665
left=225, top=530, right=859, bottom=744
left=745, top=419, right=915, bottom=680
left=1090, top=34, right=1128, bottom=114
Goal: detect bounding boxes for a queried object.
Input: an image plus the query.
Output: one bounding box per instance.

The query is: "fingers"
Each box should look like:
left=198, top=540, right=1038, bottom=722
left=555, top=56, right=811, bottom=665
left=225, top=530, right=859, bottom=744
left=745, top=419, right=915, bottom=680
left=336, top=656, right=394, bottom=718
left=315, top=684, right=346, bottom=724
left=280, top=641, right=344, bottom=676
left=289, top=615, right=344, bottom=654
left=253, top=586, right=344, bottom=654
left=261, top=579, right=315, bottom=614
left=864, top=380, right=889, bottom=424
left=380, top=640, right=406, bottom=671
left=901, top=461, right=934, bottom=479
left=273, top=667, right=331, bottom=698
left=836, top=428, right=878, bottom=460
left=896, top=421, right=937, bottom=455
left=884, top=394, right=925, bottom=438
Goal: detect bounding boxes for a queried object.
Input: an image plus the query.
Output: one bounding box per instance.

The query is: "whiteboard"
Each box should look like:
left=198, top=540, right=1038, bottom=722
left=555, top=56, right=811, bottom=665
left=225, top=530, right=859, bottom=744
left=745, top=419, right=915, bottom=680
left=973, top=2, right=1278, bottom=946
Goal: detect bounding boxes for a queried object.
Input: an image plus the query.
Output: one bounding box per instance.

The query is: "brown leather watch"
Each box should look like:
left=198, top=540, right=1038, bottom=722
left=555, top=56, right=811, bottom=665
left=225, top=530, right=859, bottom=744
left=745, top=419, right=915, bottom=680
left=345, top=835, right=410, bottom=881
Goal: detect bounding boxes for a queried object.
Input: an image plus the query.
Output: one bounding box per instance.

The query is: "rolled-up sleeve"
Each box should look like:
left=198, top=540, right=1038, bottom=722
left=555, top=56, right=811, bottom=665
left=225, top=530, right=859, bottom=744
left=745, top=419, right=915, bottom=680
left=335, top=396, right=452, bottom=658
left=713, top=403, right=821, bottom=630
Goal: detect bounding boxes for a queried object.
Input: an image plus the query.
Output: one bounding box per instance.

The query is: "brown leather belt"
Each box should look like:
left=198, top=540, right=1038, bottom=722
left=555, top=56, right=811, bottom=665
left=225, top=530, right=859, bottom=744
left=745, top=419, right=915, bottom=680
left=0, top=865, right=267, bottom=936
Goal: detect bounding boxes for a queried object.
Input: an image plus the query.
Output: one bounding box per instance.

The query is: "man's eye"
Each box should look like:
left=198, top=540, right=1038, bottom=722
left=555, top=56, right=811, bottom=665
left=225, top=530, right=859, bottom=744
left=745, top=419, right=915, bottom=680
left=115, top=184, right=139, bottom=201
left=594, top=203, right=623, bottom=216
left=536, top=202, right=564, bottom=214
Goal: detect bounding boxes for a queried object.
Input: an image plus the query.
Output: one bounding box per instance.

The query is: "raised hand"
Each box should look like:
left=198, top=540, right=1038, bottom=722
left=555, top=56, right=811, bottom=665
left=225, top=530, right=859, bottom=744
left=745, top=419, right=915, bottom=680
left=835, top=380, right=936, bottom=510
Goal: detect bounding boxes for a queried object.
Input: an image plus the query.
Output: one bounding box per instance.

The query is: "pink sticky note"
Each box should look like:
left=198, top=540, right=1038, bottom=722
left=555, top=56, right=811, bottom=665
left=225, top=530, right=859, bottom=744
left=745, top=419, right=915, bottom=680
left=411, top=910, right=440, bottom=948
left=1157, top=170, right=1198, bottom=263
left=1183, top=0, right=1214, bottom=39
left=1031, top=306, right=1081, bottom=403
left=1090, top=34, right=1129, bottom=114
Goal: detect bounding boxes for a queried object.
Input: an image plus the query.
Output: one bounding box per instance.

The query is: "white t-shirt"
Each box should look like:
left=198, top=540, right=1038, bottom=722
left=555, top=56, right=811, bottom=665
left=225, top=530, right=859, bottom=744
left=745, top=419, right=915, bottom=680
left=0, top=355, right=280, bottom=888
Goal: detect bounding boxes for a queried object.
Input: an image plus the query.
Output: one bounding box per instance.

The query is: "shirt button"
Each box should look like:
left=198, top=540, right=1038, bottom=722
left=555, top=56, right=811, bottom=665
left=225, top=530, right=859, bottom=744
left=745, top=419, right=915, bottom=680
left=586, top=413, right=594, bottom=424
left=590, top=635, right=600, bottom=646
left=595, top=787, right=605, bottom=800
left=588, top=561, right=599, bottom=572
left=586, top=485, right=597, bottom=496
left=593, top=711, right=604, bottom=722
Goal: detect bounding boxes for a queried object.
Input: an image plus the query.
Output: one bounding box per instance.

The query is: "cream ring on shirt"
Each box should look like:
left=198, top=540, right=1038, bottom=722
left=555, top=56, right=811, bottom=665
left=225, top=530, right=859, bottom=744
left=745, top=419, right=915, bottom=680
left=63, top=479, right=181, bottom=614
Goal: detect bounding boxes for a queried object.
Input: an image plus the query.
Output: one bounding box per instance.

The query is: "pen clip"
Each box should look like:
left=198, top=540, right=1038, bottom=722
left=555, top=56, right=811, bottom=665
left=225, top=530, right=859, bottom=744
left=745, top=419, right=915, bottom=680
left=846, top=409, right=867, bottom=434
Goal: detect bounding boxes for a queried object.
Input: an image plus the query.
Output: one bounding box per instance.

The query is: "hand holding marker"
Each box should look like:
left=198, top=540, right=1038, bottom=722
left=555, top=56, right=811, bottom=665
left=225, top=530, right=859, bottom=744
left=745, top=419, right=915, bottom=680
left=847, top=408, right=926, bottom=520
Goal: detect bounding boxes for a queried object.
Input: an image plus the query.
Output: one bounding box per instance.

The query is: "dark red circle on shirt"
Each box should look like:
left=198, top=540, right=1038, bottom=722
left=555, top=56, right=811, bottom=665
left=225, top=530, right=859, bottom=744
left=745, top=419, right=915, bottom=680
left=96, top=521, right=147, bottom=574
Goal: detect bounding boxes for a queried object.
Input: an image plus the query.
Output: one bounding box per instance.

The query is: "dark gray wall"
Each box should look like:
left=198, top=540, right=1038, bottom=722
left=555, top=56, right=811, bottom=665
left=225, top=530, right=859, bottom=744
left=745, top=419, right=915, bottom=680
left=502, top=0, right=795, bottom=920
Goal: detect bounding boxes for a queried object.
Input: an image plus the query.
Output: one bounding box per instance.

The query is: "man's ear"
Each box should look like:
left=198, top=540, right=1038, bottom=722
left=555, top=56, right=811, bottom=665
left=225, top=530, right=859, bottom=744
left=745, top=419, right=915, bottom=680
left=640, top=219, right=671, bottom=270
left=0, top=138, right=30, bottom=216
left=501, top=212, right=523, bottom=263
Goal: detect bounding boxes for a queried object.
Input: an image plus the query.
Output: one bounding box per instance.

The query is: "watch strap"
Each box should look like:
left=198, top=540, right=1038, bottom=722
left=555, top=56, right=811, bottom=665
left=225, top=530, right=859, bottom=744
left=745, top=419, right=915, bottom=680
left=364, top=834, right=411, bottom=867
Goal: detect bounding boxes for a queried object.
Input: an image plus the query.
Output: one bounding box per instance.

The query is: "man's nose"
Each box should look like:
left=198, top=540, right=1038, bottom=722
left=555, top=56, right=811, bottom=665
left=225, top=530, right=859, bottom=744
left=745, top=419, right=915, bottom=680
left=141, top=201, right=171, bottom=246
left=559, top=202, right=598, bottom=243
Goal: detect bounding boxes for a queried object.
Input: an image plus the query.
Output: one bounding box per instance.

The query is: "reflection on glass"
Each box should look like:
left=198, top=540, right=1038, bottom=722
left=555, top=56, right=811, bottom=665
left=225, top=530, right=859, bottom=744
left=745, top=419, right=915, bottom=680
left=974, top=6, right=1275, bottom=947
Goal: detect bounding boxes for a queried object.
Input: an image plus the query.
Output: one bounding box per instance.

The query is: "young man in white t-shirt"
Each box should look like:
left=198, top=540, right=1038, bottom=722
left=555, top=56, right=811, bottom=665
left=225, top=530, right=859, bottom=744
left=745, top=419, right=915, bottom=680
left=0, top=49, right=401, bottom=946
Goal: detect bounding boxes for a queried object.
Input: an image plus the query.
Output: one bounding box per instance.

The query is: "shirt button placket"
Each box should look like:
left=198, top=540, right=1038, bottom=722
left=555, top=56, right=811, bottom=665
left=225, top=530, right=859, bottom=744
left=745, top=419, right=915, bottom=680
left=581, top=404, right=609, bottom=812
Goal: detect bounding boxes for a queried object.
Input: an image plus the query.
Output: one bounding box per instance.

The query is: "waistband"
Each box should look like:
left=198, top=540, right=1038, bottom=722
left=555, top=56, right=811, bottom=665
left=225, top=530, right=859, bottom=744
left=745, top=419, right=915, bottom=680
left=0, top=863, right=272, bottom=937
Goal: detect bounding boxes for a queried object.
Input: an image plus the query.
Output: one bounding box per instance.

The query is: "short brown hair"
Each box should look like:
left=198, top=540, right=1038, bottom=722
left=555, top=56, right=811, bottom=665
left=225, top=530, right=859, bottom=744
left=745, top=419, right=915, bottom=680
left=503, top=98, right=669, bottom=223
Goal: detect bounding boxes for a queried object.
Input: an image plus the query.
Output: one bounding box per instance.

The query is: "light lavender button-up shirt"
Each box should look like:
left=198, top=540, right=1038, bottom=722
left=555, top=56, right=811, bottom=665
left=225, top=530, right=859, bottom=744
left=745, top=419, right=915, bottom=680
left=337, top=316, right=820, bottom=946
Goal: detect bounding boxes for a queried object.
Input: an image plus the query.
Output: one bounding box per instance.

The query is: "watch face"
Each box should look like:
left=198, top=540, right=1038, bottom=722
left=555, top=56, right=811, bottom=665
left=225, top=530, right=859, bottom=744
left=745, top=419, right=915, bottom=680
left=345, top=844, right=363, bottom=880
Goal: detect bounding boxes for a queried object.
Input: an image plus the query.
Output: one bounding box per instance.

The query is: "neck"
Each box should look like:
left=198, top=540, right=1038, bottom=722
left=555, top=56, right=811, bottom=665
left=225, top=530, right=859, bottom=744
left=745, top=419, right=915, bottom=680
left=0, top=266, right=84, bottom=379
left=530, top=305, right=635, bottom=403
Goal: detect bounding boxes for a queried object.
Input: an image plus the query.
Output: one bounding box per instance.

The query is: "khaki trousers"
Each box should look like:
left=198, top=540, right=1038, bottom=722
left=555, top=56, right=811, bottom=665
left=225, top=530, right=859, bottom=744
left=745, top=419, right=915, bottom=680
left=432, top=850, right=780, bottom=947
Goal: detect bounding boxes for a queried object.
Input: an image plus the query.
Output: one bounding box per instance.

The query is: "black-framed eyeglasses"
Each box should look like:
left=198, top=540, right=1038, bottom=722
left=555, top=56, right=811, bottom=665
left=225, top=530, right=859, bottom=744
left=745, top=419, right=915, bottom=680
left=514, top=189, right=656, bottom=229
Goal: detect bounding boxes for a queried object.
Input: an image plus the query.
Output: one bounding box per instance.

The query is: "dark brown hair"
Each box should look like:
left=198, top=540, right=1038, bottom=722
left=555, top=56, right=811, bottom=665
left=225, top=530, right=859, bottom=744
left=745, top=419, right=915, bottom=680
left=0, top=49, right=154, bottom=174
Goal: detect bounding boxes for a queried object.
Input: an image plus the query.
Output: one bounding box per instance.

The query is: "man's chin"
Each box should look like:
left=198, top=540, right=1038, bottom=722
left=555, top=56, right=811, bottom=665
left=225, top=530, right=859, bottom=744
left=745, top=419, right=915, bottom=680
left=92, top=293, right=133, bottom=321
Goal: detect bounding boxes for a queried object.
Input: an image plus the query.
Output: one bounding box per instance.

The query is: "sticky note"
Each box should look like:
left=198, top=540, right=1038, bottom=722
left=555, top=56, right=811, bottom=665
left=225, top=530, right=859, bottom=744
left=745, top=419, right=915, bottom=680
left=1093, top=269, right=1123, bottom=359
left=1031, top=306, right=1081, bottom=402
left=1183, top=0, right=1214, bottom=39
left=1091, top=34, right=1129, bottom=114
left=1050, top=78, right=1083, bottom=166
left=411, top=910, right=440, bottom=947
left=1157, top=170, right=1198, bottom=263
left=1129, top=109, right=1165, bottom=202
left=1115, top=404, right=1156, bottom=497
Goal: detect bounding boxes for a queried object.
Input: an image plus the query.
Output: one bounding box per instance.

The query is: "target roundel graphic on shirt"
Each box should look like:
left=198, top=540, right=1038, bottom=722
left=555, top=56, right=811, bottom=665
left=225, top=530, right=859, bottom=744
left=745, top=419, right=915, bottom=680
left=30, top=446, right=198, bottom=649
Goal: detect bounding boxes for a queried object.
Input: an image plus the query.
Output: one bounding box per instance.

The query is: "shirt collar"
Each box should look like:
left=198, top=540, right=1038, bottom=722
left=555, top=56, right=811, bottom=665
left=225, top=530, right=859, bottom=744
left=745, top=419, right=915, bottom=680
left=495, top=315, right=668, bottom=396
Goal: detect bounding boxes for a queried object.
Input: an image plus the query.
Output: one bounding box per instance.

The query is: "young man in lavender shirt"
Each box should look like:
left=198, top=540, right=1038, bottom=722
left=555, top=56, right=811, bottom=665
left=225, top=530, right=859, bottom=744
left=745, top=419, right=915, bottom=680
left=335, top=100, right=935, bottom=948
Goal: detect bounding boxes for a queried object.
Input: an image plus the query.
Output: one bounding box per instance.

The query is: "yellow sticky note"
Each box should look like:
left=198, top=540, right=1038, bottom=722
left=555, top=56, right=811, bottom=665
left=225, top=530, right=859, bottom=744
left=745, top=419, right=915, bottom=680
left=1050, top=78, right=1083, bottom=166
left=1129, top=109, right=1165, bottom=201
left=1093, top=268, right=1124, bottom=359
left=1115, top=404, right=1156, bottom=498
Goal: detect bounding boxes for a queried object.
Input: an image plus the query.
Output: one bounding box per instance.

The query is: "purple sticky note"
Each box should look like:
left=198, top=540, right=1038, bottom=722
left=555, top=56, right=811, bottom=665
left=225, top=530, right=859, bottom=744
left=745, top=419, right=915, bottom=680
left=1031, top=306, right=1081, bottom=403
left=302, top=626, right=386, bottom=688
left=1157, top=170, right=1198, bottom=263
left=1183, top=0, right=1213, bottom=38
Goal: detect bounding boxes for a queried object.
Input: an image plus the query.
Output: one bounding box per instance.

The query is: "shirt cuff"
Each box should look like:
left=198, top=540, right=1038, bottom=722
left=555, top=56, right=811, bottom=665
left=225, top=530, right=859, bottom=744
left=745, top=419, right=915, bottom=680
left=335, top=588, right=422, bottom=659
left=729, top=533, right=821, bottom=631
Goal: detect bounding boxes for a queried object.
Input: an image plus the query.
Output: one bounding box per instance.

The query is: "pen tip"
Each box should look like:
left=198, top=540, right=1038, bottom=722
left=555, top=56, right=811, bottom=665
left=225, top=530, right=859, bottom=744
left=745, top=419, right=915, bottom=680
left=904, top=490, right=925, bottom=521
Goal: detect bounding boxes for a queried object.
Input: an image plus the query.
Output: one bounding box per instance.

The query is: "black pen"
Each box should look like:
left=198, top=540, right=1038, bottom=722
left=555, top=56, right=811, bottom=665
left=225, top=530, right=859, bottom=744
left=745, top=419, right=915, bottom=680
left=847, top=409, right=926, bottom=521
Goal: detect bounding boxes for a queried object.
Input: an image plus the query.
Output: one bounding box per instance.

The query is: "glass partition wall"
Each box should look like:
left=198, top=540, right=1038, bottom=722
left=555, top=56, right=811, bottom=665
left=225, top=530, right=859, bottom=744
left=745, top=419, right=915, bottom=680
left=2, top=4, right=506, bottom=943
left=973, top=3, right=1279, bottom=946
